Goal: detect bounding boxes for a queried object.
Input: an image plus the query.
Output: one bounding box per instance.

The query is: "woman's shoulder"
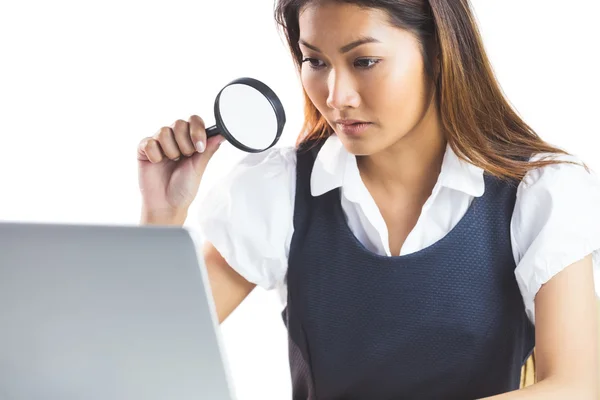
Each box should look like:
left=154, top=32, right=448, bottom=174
left=515, top=151, right=600, bottom=244
left=520, top=151, right=594, bottom=189
left=195, top=145, right=298, bottom=290
left=239, top=144, right=298, bottom=167
left=227, top=145, right=298, bottom=179
left=198, top=145, right=299, bottom=209
left=512, top=151, right=600, bottom=322
left=516, top=151, right=599, bottom=212
left=207, top=145, right=299, bottom=200
left=198, top=144, right=299, bottom=225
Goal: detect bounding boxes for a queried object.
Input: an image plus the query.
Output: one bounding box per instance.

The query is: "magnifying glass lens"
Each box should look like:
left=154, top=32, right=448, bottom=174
left=218, top=84, right=278, bottom=150
left=205, top=77, right=286, bottom=153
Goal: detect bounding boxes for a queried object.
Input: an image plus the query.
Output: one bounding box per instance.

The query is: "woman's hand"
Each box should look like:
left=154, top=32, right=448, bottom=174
left=137, top=115, right=224, bottom=224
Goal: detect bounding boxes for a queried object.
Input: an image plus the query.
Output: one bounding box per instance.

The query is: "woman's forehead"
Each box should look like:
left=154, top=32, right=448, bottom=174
left=299, top=3, right=393, bottom=41
left=298, top=3, right=413, bottom=51
left=299, top=2, right=389, bottom=24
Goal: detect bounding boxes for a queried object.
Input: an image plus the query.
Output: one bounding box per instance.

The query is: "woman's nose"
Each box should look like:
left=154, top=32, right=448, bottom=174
left=326, top=70, right=360, bottom=110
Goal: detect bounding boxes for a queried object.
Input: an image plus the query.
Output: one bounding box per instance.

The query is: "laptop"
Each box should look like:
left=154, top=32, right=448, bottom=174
left=0, top=221, right=235, bottom=400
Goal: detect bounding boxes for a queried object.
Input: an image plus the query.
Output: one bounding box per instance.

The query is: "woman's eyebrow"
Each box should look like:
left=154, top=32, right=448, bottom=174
left=299, top=36, right=381, bottom=54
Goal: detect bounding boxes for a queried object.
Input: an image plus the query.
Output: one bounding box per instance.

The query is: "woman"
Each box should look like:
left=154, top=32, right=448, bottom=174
left=137, top=0, right=599, bottom=398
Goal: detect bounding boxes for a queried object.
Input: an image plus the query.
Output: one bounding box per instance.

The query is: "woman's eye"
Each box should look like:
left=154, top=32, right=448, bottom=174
left=354, top=58, right=380, bottom=69
left=301, top=58, right=326, bottom=70
left=301, top=57, right=380, bottom=71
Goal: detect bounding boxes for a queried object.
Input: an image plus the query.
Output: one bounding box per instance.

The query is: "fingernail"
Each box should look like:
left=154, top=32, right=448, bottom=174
left=195, top=141, right=205, bottom=153
left=218, top=136, right=226, bottom=145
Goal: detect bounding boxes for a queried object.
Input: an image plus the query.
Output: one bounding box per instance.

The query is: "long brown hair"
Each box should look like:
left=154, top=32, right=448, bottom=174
left=274, top=0, right=584, bottom=180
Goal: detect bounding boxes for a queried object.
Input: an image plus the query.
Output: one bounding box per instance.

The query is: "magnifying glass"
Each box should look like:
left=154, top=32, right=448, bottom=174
left=205, top=77, right=286, bottom=153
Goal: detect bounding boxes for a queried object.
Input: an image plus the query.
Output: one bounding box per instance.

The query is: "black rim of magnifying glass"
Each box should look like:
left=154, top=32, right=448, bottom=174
left=206, top=77, right=286, bottom=153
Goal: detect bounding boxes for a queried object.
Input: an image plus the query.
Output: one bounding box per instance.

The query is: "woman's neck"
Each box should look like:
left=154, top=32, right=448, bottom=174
left=356, top=106, right=446, bottom=201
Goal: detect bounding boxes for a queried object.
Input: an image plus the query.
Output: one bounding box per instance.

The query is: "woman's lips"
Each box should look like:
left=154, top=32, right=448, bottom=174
left=335, top=120, right=373, bottom=136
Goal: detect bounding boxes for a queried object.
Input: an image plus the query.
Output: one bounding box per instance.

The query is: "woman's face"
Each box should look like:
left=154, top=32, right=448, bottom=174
left=298, top=2, right=437, bottom=155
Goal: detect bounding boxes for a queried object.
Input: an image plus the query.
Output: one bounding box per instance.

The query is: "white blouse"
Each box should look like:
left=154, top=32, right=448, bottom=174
left=196, top=135, right=600, bottom=323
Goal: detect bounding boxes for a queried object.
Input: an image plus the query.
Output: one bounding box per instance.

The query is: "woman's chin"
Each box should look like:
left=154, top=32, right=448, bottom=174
left=337, top=135, right=380, bottom=157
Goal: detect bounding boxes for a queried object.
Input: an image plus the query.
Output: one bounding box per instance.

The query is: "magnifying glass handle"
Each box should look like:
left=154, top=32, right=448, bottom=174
left=206, top=125, right=221, bottom=138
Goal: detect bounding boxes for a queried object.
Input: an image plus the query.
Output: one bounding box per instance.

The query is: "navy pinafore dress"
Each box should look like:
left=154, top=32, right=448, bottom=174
left=282, top=141, right=535, bottom=399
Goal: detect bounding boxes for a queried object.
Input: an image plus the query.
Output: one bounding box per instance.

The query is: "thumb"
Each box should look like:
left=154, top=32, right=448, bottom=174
left=191, top=135, right=226, bottom=175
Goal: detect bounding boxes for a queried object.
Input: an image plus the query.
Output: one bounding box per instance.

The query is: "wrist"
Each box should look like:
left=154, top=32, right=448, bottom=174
left=140, top=207, right=188, bottom=226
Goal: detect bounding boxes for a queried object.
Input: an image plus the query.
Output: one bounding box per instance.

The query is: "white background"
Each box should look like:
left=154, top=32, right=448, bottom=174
left=1, top=1, right=599, bottom=399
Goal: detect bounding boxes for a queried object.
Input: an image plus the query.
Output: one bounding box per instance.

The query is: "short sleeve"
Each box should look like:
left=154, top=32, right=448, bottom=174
left=512, top=153, right=600, bottom=323
left=195, top=146, right=297, bottom=290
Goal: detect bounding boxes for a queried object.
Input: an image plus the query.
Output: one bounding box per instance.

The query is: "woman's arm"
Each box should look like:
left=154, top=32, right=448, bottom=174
left=482, top=254, right=598, bottom=399
left=203, top=241, right=257, bottom=323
